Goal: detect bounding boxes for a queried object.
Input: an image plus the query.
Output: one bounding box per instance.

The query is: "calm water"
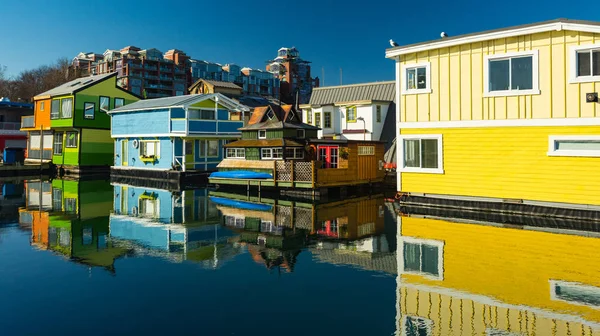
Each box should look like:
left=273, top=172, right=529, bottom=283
left=1, top=178, right=600, bottom=335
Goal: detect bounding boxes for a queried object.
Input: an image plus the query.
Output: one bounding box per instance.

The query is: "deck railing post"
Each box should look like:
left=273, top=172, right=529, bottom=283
left=291, top=160, right=295, bottom=185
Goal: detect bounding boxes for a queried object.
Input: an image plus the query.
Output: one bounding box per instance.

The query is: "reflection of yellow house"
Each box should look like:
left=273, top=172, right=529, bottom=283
left=397, top=215, right=600, bottom=335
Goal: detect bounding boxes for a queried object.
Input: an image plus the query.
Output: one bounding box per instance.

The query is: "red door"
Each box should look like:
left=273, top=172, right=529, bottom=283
left=318, top=146, right=339, bottom=168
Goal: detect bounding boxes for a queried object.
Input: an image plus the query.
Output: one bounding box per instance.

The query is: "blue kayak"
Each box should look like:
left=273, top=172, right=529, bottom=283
left=209, top=196, right=273, bottom=211
left=209, top=170, right=273, bottom=179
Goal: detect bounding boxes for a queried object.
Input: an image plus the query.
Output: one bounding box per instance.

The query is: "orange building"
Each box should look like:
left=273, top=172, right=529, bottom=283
left=20, top=97, right=52, bottom=161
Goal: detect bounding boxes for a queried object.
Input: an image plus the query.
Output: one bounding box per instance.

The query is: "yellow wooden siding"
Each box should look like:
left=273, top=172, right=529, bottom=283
left=401, top=30, right=600, bottom=122
left=401, top=126, right=600, bottom=206
left=398, top=216, right=600, bottom=331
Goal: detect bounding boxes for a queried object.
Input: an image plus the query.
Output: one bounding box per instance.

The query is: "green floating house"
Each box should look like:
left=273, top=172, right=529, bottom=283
left=33, top=73, right=140, bottom=174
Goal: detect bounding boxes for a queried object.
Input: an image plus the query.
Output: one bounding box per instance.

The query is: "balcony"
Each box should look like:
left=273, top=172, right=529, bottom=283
left=20, top=117, right=35, bottom=129
left=159, top=67, right=172, bottom=72
left=160, top=76, right=173, bottom=81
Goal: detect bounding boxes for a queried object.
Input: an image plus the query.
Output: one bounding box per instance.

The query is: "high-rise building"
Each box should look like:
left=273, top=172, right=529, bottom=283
left=266, top=47, right=319, bottom=105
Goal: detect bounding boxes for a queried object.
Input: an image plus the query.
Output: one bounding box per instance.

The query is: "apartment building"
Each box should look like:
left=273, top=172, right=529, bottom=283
left=267, top=47, right=319, bottom=104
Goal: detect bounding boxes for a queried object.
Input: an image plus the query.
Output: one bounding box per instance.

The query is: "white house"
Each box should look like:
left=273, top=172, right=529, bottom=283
left=299, top=81, right=396, bottom=145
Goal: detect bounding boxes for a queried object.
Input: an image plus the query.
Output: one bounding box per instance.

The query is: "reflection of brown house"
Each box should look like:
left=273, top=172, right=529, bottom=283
left=188, top=79, right=243, bottom=98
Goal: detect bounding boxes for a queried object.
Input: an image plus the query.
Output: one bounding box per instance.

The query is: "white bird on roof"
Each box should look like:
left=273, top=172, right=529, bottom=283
left=389, top=39, right=399, bottom=47
left=441, top=32, right=449, bottom=38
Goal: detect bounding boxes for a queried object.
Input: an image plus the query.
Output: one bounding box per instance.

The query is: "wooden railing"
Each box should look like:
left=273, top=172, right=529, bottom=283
left=274, top=161, right=314, bottom=183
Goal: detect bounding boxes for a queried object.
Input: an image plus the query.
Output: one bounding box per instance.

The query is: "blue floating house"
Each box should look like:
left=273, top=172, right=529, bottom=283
left=108, top=93, right=250, bottom=183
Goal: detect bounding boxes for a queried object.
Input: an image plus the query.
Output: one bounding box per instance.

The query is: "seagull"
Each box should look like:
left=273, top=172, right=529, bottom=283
left=389, top=39, right=399, bottom=47
left=441, top=32, right=449, bottom=38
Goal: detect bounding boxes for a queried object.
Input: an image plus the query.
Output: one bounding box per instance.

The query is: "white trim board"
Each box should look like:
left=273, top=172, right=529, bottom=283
left=398, top=117, right=600, bottom=129
left=386, top=21, right=600, bottom=58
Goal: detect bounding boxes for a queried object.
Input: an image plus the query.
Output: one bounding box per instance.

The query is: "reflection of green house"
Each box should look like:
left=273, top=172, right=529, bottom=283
left=47, top=178, right=128, bottom=272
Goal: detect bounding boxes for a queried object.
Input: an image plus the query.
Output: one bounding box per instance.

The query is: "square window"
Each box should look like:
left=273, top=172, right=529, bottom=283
left=201, top=110, right=215, bottom=120
left=403, top=63, right=431, bottom=94
left=207, top=140, right=219, bottom=157
left=140, top=141, right=160, bottom=157
left=114, top=98, right=125, bottom=109
left=50, top=100, right=60, bottom=119
left=261, top=148, right=273, bottom=159
left=345, top=107, right=356, bottom=123
left=572, top=45, right=600, bottom=83
left=84, top=102, right=95, bottom=119
left=258, top=130, right=267, bottom=139
left=99, top=96, right=110, bottom=112
left=484, top=51, right=538, bottom=96
left=400, top=135, right=443, bottom=173
left=65, top=132, right=78, bottom=148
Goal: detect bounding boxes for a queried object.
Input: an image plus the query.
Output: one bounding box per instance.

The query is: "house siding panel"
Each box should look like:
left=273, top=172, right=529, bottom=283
left=80, top=129, right=112, bottom=166
left=113, top=137, right=172, bottom=169
left=400, top=126, right=600, bottom=206
left=112, top=109, right=171, bottom=135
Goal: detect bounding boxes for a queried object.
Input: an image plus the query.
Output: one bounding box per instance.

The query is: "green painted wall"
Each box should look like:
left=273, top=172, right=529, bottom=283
left=51, top=179, right=112, bottom=220
left=245, top=147, right=260, bottom=160
left=306, top=130, right=318, bottom=138
left=75, top=78, right=139, bottom=129
left=242, top=131, right=257, bottom=139
left=267, top=130, right=282, bottom=139
left=80, top=129, right=113, bottom=166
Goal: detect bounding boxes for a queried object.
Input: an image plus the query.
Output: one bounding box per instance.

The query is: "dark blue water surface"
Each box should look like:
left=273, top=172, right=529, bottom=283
left=0, top=179, right=398, bottom=336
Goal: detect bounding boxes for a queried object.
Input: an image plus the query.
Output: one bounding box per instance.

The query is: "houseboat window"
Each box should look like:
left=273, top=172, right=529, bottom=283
left=261, top=148, right=273, bottom=159
left=403, top=62, right=431, bottom=94
left=61, top=98, right=73, bottom=118
left=273, top=148, right=283, bottom=159
left=140, top=141, right=160, bottom=158
left=258, top=130, right=267, bottom=139
left=315, top=112, right=321, bottom=128
left=548, top=136, right=600, bottom=157
left=99, top=96, right=110, bottom=112
left=139, top=198, right=159, bottom=218
left=485, top=51, right=538, bottom=96
left=226, top=148, right=245, bottom=159
left=201, top=110, right=215, bottom=120
left=572, top=46, right=600, bottom=82
left=285, top=148, right=304, bottom=159
left=51, top=99, right=60, bottom=119
left=376, top=105, right=382, bottom=122
left=400, top=135, right=443, bottom=173
left=40, top=101, right=45, bottom=111
left=52, top=188, right=63, bottom=211
left=185, top=140, right=193, bottom=155
left=346, top=107, right=356, bottom=123
left=114, top=98, right=125, bottom=109
left=318, top=146, right=338, bottom=168
left=53, top=132, right=64, bottom=155
left=207, top=140, right=219, bottom=157
left=266, top=109, right=275, bottom=120
left=324, top=112, right=332, bottom=128
left=401, top=237, right=444, bottom=279
left=306, top=109, right=312, bottom=124
left=358, top=146, right=375, bottom=155
left=550, top=281, right=600, bottom=307
left=84, top=102, right=95, bottom=119
left=297, top=129, right=305, bottom=138
left=65, top=132, right=78, bottom=148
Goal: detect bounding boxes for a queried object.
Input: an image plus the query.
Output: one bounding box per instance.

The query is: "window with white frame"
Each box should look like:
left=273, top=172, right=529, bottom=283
left=400, top=237, right=444, bottom=280
left=61, top=98, right=73, bottom=118
left=306, top=109, right=312, bottom=124
left=261, top=148, right=273, bottom=159
left=485, top=50, right=539, bottom=96
left=258, top=130, right=267, bottom=139
left=400, top=135, right=443, bottom=173
left=358, top=146, right=375, bottom=155
left=140, top=141, right=160, bottom=158
left=285, top=148, right=304, bottom=159
left=403, top=62, right=431, bottom=94
left=570, top=44, right=600, bottom=83
left=548, top=136, right=600, bottom=157
left=273, top=148, right=283, bottom=159
left=226, top=148, right=245, bottom=159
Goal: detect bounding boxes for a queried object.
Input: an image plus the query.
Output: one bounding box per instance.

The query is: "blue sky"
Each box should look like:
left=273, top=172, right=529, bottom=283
left=1, top=0, right=599, bottom=86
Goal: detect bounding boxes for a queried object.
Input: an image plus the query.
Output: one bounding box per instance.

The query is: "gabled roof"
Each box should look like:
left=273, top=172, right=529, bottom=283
left=108, top=93, right=250, bottom=114
left=224, top=139, right=304, bottom=148
left=307, top=81, right=396, bottom=106
left=188, top=79, right=243, bottom=92
left=386, top=19, right=600, bottom=58
left=241, top=104, right=318, bottom=131
left=35, top=73, right=119, bottom=99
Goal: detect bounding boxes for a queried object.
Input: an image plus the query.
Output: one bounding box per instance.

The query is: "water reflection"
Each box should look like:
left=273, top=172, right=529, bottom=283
left=396, top=213, right=600, bottom=336
left=1, top=178, right=25, bottom=226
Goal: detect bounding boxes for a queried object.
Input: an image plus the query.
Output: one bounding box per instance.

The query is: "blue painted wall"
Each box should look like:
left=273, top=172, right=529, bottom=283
left=111, top=109, right=171, bottom=136
left=114, top=137, right=173, bottom=169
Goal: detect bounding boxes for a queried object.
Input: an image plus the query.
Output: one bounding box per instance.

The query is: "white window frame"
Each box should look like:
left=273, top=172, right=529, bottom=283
left=261, top=148, right=273, bottom=159
left=226, top=148, right=245, bottom=159
left=483, top=50, right=540, bottom=97
left=398, top=134, right=443, bottom=174
left=569, top=44, right=600, bottom=84
left=547, top=135, right=600, bottom=157
left=402, top=62, right=432, bottom=95
left=398, top=236, right=444, bottom=281
left=258, top=130, right=267, bottom=139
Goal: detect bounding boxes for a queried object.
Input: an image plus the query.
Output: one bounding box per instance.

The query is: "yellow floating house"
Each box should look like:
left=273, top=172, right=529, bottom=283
left=386, top=19, right=600, bottom=213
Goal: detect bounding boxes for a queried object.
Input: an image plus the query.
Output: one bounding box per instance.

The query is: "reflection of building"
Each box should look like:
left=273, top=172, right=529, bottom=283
left=109, top=184, right=242, bottom=266
left=212, top=191, right=395, bottom=274
left=396, top=214, right=600, bottom=335
left=1, top=180, right=25, bottom=225
left=21, top=178, right=127, bottom=272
